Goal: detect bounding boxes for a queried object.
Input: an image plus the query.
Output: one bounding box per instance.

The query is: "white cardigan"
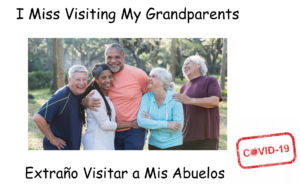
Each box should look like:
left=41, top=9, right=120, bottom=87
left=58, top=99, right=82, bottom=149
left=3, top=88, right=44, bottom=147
left=83, top=90, right=117, bottom=150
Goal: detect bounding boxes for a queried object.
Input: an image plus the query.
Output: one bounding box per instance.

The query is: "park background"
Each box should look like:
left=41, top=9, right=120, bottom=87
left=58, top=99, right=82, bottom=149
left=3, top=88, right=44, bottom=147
left=28, top=38, right=228, bottom=150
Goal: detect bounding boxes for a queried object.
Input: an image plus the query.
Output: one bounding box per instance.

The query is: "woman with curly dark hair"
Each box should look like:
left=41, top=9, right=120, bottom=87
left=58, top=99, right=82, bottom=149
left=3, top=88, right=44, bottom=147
left=80, top=63, right=138, bottom=150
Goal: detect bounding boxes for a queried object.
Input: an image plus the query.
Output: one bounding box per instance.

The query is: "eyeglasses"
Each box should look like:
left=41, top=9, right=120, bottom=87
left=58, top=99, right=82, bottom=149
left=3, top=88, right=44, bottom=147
left=182, top=61, right=193, bottom=68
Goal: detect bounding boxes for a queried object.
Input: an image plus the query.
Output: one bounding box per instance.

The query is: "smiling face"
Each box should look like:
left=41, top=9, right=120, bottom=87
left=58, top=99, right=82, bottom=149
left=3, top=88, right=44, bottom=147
left=68, top=71, right=88, bottom=96
left=105, top=48, right=125, bottom=73
left=94, top=70, right=113, bottom=96
left=182, top=60, right=200, bottom=78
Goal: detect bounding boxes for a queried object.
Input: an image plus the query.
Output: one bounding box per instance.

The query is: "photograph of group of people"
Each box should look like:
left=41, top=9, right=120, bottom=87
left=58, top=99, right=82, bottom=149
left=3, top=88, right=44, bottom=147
left=29, top=38, right=227, bottom=150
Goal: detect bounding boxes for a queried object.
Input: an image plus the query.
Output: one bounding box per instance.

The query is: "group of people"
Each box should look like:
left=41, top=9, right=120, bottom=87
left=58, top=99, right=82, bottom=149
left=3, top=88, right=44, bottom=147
left=33, top=43, right=222, bottom=150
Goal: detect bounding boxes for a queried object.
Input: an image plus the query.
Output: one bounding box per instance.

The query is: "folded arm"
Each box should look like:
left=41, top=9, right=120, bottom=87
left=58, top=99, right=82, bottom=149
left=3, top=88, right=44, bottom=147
left=160, top=101, right=184, bottom=133
left=137, top=96, right=168, bottom=129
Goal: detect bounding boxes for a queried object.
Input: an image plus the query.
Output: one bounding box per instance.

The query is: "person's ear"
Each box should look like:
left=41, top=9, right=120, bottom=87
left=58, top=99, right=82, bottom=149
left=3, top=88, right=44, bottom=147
left=94, top=77, right=99, bottom=84
left=68, top=77, right=71, bottom=83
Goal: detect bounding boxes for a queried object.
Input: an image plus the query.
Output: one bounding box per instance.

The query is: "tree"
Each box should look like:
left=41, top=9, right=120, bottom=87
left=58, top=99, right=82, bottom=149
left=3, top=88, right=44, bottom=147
left=50, top=38, right=65, bottom=93
left=28, top=38, right=52, bottom=72
left=177, top=38, right=183, bottom=80
left=117, top=38, right=147, bottom=71
left=170, top=38, right=177, bottom=80
left=220, top=38, right=227, bottom=90
left=181, top=38, right=223, bottom=74
left=149, top=38, right=161, bottom=69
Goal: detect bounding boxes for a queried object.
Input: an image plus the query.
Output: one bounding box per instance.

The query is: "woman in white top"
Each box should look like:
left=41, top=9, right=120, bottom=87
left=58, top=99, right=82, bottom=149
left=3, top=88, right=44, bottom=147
left=79, top=64, right=138, bottom=150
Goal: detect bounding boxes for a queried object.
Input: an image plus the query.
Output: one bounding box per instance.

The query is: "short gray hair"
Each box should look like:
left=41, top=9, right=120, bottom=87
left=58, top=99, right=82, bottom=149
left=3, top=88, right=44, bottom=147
left=68, top=65, right=88, bottom=79
left=105, top=43, right=124, bottom=57
left=183, top=55, right=208, bottom=80
left=150, top=67, right=176, bottom=91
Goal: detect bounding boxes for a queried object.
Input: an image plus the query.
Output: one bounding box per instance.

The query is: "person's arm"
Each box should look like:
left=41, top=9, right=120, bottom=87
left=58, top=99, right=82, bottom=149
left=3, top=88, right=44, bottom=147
left=137, top=95, right=167, bottom=129
left=33, top=114, right=66, bottom=150
left=173, top=94, right=220, bottom=108
left=81, top=90, right=101, bottom=111
left=91, top=109, right=138, bottom=130
left=88, top=91, right=140, bottom=130
left=174, top=77, right=221, bottom=108
left=116, top=120, right=139, bottom=129
left=160, top=100, right=184, bottom=133
left=88, top=92, right=117, bottom=131
left=137, top=69, right=150, bottom=95
left=141, top=111, right=181, bottom=131
left=137, top=95, right=180, bottom=131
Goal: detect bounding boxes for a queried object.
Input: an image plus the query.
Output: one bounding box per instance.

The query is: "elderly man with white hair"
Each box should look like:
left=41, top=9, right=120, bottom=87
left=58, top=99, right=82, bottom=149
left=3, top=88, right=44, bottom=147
left=33, top=65, right=88, bottom=150
left=173, top=55, right=222, bottom=150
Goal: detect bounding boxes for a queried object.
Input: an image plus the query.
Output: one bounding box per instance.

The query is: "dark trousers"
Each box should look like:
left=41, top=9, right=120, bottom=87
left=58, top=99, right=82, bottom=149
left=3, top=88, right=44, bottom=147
left=114, top=128, right=146, bottom=150
left=148, top=144, right=183, bottom=150
left=183, top=138, right=219, bottom=150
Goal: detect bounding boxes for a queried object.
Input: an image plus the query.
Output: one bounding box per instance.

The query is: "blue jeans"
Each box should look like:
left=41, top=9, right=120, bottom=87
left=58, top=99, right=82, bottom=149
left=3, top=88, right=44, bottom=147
left=114, top=128, right=146, bottom=150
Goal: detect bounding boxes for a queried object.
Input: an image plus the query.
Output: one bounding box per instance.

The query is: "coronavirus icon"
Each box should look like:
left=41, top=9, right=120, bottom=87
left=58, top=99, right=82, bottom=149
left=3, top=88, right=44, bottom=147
left=250, top=148, right=258, bottom=157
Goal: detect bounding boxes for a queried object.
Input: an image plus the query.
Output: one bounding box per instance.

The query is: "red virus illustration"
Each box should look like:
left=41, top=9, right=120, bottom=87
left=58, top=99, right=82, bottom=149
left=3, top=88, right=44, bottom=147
left=250, top=148, right=258, bottom=157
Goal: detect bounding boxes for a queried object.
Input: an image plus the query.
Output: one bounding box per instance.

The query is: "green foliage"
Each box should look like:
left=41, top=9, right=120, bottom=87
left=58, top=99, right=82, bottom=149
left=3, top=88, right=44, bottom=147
left=28, top=93, right=35, bottom=99
left=28, top=71, right=52, bottom=90
left=28, top=38, right=53, bottom=72
left=221, top=90, right=227, bottom=97
left=29, top=71, right=93, bottom=91
left=29, top=38, right=227, bottom=91
left=139, top=52, right=151, bottom=74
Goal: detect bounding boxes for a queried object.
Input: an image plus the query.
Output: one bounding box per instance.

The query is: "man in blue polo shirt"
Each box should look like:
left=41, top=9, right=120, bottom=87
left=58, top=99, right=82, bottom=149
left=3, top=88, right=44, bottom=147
left=33, top=65, right=88, bottom=150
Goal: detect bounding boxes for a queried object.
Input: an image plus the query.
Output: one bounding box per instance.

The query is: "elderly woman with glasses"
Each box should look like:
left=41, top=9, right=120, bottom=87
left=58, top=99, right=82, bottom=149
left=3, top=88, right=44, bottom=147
left=137, top=67, right=184, bottom=150
left=173, top=55, right=222, bottom=150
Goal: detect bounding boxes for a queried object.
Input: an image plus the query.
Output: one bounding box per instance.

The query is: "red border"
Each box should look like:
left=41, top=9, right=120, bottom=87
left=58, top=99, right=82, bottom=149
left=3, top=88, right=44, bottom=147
left=236, top=132, right=297, bottom=169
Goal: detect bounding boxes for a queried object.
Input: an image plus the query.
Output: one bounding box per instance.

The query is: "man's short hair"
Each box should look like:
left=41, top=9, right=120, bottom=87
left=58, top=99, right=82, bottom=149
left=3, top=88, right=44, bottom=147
left=68, top=65, right=88, bottom=79
left=105, top=43, right=125, bottom=57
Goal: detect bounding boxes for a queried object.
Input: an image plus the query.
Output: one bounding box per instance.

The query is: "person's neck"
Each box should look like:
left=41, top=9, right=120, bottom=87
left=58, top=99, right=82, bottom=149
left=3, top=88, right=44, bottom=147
left=113, top=65, right=125, bottom=74
left=102, top=89, right=109, bottom=96
left=152, top=87, right=167, bottom=103
left=99, top=87, right=108, bottom=96
left=67, top=84, right=78, bottom=96
left=188, top=72, right=201, bottom=81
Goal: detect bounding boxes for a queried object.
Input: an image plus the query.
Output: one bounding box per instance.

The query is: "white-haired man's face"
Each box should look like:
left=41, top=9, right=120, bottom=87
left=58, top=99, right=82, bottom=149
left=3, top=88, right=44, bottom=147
left=68, top=72, right=88, bottom=96
left=182, top=60, right=200, bottom=78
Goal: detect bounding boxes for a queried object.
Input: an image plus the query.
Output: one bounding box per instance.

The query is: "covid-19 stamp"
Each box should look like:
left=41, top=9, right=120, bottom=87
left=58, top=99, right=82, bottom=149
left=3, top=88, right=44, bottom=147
left=236, top=132, right=296, bottom=169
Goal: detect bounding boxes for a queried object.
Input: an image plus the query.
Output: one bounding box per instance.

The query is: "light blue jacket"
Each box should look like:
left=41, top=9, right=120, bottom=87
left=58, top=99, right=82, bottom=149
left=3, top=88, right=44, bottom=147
left=137, top=90, right=184, bottom=149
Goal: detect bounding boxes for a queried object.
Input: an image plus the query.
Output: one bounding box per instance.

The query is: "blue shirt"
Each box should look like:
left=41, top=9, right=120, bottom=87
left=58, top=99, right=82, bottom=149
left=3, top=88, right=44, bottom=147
left=137, top=90, right=184, bottom=149
left=37, top=86, right=82, bottom=150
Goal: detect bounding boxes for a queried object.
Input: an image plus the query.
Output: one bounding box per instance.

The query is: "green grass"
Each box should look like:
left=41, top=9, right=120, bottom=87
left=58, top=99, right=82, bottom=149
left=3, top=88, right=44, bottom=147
left=218, top=101, right=227, bottom=150
left=174, top=77, right=188, bottom=93
left=28, top=89, right=53, bottom=150
left=29, top=77, right=227, bottom=150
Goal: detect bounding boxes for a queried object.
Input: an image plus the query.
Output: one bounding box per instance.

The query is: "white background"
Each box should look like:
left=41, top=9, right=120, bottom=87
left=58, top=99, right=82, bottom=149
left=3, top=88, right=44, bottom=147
left=0, top=0, right=299, bottom=184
